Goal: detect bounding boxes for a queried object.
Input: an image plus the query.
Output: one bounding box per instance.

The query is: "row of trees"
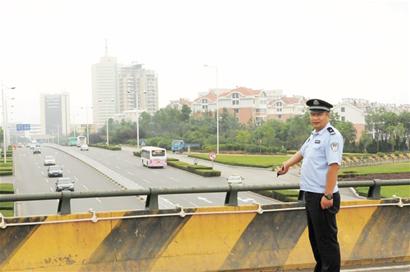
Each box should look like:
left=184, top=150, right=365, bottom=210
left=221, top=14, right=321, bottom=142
left=87, top=105, right=409, bottom=153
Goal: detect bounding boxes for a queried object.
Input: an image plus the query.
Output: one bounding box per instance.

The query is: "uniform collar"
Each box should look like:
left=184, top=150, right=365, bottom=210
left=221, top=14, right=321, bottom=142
left=312, top=123, right=331, bottom=136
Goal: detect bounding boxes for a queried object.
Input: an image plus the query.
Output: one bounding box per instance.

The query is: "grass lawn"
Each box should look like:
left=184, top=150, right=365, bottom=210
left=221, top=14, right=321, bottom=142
left=0, top=183, right=14, bottom=216
left=188, top=153, right=290, bottom=168
left=341, top=162, right=410, bottom=175
left=355, top=185, right=410, bottom=198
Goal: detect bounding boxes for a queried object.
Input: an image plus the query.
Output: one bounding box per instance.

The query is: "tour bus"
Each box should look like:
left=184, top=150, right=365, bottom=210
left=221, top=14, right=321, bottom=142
left=67, top=137, right=77, bottom=146
left=140, top=146, right=167, bottom=168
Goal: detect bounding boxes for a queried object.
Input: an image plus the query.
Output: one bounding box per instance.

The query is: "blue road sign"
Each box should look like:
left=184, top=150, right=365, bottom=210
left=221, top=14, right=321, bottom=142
left=16, top=124, right=31, bottom=131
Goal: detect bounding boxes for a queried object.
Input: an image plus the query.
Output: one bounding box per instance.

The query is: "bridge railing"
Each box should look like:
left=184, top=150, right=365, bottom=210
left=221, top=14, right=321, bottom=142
left=0, top=179, right=409, bottom=215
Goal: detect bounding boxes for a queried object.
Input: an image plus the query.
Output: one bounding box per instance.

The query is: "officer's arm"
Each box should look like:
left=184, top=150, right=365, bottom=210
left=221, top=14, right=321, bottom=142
left=325, top=163, right=340, bottom=195
left=276, top=151, right=303, bottom=175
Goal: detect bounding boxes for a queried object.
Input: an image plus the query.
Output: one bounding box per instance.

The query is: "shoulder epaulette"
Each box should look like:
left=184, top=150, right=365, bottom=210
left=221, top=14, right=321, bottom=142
left=327, top=127, right=336, bottom=135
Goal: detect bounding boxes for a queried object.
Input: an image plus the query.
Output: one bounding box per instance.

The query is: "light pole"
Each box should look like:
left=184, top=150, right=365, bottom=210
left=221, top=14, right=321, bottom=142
left=127, top=90, right=141, bottom=150
left=106, top=118, right=110, bottom=146
left=97, top=99, right=114, bottom=146
left=204, top=64, right=219, bottom=154
left=1, top=83, right=15, bottom=163
left=81, top=106, right=91, bottom=144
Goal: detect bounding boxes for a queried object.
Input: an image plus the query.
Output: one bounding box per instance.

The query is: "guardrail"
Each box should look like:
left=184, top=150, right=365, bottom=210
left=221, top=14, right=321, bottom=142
left=1, top=179, right=409, bottom=215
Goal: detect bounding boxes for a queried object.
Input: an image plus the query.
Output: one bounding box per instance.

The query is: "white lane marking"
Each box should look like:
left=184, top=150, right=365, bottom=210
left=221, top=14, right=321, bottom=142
left=66, top=170, right=71, bottom=174
left=82, top=184, right=89, bottom=191
left=159, top=197, right=176, bottom=209
left=189, top=201, right=199, bottom=207
left=238, top=197, right=256, bottom=203
left=127, top=171, right=136, bottom=176
left=73, top=176, right=79, bottom=182
left=115, top=165, right=121, bottom=170
left=49, top=187, right=54, bottom=192
left=41, top=171, right=45, bottom=176
left=197, top=197, right=213, bottom=204
left=95, top=198, right=102, bottom=204
left=169, top=177, right=179, bottom=182
left=45, top=179, right=49, bottom=183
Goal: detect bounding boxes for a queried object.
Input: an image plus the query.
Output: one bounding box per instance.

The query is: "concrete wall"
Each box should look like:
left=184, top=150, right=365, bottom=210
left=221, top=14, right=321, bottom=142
left=0, top=199, right=409, bottom=271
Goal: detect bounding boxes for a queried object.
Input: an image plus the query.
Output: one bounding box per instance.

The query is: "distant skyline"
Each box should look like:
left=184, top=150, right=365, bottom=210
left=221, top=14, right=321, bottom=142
left=0, top=0, right=408, bottom=124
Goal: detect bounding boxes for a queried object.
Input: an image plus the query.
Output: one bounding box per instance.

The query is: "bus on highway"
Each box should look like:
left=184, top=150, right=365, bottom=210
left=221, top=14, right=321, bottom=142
left=76, top=136, right=87, bottom=147
left=67, top=137, right=77, bottom=146
left=140, top=146, right=167, bottom=168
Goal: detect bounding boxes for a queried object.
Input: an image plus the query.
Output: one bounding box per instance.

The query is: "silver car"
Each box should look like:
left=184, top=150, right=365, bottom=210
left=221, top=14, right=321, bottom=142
left=48, top=165, right=63, bottom=177
left=55, top=177, right=75, bottom=192
left=44, top=155, right=56, bottom=166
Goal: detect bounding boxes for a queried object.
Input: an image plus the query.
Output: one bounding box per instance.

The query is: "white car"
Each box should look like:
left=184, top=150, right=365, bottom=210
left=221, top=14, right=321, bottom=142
left=227, top=175, right=244, bottom=184
left=55, top=177, right=75, bottom=192
left=80, top=144, right=89, bottom=151
left=43, top=155, right=56, bottom=166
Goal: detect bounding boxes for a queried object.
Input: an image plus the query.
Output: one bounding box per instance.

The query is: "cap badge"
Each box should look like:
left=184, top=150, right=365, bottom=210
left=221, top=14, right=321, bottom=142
left=313, top=100, right=319, bottom=105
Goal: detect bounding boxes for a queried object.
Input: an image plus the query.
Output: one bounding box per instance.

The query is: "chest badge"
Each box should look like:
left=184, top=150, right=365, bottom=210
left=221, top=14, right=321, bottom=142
left=314, top=140, right=320, bottom=144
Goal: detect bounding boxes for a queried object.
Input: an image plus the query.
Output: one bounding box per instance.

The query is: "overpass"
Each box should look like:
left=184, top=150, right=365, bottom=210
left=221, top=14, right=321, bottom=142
left=0, top=181, right=409, bottom=271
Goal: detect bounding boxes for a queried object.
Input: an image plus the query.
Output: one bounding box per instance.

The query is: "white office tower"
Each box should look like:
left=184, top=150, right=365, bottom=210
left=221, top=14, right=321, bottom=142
left=92, top=51, right=119, bottom=128
left=118, top=63, right=159, bottom=115
left=40, top=93, right=71, bottom=136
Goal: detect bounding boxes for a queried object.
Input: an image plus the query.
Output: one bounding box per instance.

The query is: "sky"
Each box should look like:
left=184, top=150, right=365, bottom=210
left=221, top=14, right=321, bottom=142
left=0, top=0, right=408, bottom=124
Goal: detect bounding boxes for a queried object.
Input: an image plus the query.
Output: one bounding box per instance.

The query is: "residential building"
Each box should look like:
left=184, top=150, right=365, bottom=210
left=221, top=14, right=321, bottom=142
left=267, top=96, right=306, bottom=121
left=168, top=98, right=192, bottom=110
left=192, top=87, right=267, bottom=124
left=40, top=93, right=70, bottom=137
left=118, top=63, right=159, bottom=115
left=334, top=100, right=366, bottom=141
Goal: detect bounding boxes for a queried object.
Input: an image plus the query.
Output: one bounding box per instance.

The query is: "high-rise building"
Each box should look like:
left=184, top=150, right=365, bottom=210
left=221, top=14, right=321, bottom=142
left=118, top=63, right=158, bottom=115
left=92, top=49, right=119, bottom=128
left=40, top=93, right=70, bottom=136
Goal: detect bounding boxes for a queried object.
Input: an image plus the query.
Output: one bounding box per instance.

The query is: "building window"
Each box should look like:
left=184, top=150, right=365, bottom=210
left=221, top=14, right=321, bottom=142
left=341, top=116, right=345, bottom=121
left=202, top=105, right=208, bottom=110
left=234, top=108, right=239, bottom=113
left=276, top=102, right=282, bottom=107
left=341, top=107, right=345, bottom=112
left=201, top=99, right=208, bottom=104
left=232, top=93, right=239, bottom=105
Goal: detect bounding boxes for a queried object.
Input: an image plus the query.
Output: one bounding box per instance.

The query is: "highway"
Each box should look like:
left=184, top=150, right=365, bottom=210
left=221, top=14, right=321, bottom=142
left=13, top=146, right=145, bottom=216
left=12, top=145, right=278, bottom=216
left=50, top=144, right=278, bottom=208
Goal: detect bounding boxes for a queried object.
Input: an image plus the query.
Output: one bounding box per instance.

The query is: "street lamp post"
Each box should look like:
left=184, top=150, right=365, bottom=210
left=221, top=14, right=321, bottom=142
left=204, top=65, right=219, bottom=154
left=1, top=83, right=15, bottom=163
left=106, top=118, right=110, bottom=146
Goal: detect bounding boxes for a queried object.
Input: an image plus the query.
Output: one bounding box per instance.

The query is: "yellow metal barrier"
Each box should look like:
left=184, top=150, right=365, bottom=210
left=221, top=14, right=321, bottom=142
left=0, top=199, right=409, bottom=271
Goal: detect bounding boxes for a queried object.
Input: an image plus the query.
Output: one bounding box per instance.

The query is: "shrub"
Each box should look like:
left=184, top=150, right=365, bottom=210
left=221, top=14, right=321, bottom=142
left=167, top=159, right=221, bottom=177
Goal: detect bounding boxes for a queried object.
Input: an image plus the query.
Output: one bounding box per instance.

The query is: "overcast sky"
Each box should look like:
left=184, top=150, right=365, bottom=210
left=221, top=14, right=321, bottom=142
left=0, top=0, right=408, bottom=124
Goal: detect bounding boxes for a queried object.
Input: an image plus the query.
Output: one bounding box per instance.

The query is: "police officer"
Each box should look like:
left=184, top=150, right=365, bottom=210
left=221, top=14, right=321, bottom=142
left=276, top=98, right=344, bottom=272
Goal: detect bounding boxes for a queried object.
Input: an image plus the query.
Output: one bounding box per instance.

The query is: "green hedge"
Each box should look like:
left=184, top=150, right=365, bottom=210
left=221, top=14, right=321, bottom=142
left=0, top=183, right=14, bottom=216
left=167, top=159, right=221, bottom=177
left=90, top=144, right=122, bottom=151
left=133, top=151, right=141, bottom=157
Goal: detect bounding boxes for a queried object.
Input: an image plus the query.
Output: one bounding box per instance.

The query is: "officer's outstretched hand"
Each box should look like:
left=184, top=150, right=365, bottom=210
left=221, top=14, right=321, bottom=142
left=275, top=163, right=289, bottom=177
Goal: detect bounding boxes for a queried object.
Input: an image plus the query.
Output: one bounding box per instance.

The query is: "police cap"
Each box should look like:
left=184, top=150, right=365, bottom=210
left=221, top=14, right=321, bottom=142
left=306, top=99, right=333, bottom=112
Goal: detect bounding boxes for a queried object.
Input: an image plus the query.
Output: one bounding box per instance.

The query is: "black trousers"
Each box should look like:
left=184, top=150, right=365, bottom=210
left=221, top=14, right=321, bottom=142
left=304, top=191, right=341, bottom=272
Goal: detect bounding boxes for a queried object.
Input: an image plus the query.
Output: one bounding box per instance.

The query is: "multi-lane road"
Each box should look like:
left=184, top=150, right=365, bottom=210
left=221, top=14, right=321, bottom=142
left=12, top=145, right=279, bottom=216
